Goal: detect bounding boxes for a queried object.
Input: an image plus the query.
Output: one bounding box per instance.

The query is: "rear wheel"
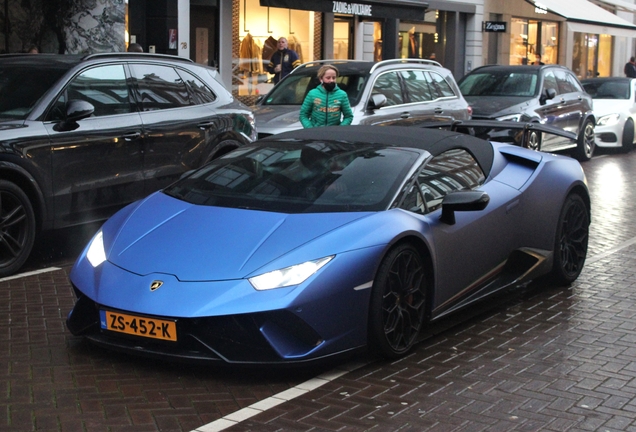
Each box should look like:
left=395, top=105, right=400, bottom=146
left=550, top=193, right=589, bottom=285
left=0, top=180, right=36, bottom=277
left=574, top=119, right=595, bottom=161
left=368, top=243, right=426, bottom=359
left=621, top=119, right=634, bottom=153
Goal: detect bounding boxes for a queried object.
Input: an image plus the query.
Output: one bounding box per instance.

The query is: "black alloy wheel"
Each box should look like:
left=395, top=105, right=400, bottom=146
left=369, top=243, right=426, bottom=358
left=551, top=193, right=589, bottom=285
left=0, top=181, right=36, bottom=277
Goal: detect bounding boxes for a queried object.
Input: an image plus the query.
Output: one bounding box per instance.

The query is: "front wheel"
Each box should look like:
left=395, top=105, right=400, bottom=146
left=574, top=119, right=595, bottom=161
left=368, top=243, right=427, bottom=359
left=550, top=193, right=589, bottom=285
left=621, top=119, right=634, bottom=153
left=0, top=180, right=36, bottom=277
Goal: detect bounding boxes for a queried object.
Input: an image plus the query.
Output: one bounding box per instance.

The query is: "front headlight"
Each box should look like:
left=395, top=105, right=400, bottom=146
left=596, top=113, right=621, bottom=126
left=86, top=231, right=107, bottom=267
left=249, top=256, right=334, bottom=290
left=497, top=113, right=522, bottom=122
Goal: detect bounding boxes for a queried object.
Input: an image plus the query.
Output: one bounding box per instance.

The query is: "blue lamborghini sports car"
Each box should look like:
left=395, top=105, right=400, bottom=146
left=66, top=124, right=590, bottom=364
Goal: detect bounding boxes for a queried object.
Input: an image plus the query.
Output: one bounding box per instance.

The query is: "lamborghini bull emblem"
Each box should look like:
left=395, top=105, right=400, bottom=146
left=150, top=280, right=164, bottom=291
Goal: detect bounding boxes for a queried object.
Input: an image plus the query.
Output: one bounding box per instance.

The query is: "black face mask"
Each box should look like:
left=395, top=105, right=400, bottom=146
left=322, top=82, right=336, bottom=92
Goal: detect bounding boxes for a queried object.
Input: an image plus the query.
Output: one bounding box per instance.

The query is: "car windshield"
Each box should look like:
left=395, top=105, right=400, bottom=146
left=582, top=80, right=630, bottom=100
left=163, top=140, right=419, bottom=213
left=261, top=70, right=368, bottom=107
left=0, top=65, right=68, bottom=120
left=459, top=70, right=538, bottom=97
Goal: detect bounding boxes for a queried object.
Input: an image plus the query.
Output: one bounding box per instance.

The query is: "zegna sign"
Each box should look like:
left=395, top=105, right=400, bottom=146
left=483, top=21, right=507, bottom=32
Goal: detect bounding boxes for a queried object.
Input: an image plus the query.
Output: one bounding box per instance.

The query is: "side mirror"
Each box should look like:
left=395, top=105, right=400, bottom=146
left=54, top=100, right=95, bottom=132
left=540, top=88, right=557, bottom=105
left=440, top=190, right=490, bottom=225
left=366, top=93, right=387, bottom=112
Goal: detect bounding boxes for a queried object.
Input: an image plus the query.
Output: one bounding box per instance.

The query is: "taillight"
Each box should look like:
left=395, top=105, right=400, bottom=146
left=467, top=106, right=473, bottom=117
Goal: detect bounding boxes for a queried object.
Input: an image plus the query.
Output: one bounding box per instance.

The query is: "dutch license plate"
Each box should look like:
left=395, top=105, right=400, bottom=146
left=100, top=310, right=177, bottom=342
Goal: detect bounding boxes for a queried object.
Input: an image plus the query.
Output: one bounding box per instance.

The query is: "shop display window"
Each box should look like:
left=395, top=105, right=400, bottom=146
left=235, top=0, right=314, bottom=99
left=509, top=18, right=558, bottom=65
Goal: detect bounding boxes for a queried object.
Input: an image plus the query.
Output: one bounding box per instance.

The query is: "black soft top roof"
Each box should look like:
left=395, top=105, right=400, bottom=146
left=262, top=125, right=495, bottom=178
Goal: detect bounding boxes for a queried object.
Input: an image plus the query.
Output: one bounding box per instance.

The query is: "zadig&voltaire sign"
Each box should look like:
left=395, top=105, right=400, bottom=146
left=332, top=1, right=373, bottom=16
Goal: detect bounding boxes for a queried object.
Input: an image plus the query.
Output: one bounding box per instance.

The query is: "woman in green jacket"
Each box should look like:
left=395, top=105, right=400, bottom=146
left=299, top=64, right=354, bottom=128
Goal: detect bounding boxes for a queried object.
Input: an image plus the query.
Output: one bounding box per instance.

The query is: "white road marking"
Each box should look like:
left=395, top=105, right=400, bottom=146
left=190, top=360, right=370, bottom=432
left=0, top=266, right=61, bottom=282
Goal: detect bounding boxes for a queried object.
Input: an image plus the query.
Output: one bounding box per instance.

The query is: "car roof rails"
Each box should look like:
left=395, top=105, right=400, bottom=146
left=370, top=58, right=442, bottom=73
left=290, top=59, right=368, bottom=74
left=82, top=52, right=194, bottom=63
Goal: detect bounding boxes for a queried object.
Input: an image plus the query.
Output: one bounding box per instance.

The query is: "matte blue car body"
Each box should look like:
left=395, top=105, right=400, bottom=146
left=67, top=126, right=589, bottom=364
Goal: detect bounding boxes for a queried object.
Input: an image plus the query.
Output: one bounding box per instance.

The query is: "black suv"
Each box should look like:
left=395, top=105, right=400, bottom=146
left=458, top=64, right=595, bottom=161
left=0, top=53, right=256, bottom=277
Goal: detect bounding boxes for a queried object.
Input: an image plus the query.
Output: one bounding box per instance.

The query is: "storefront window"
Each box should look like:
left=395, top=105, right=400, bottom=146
left=572, top=32, right=612, bottom=78
left=509, top=18, right=558, bottom=65
left=235, top=0, right=314, bottom=102
left=399, top=10, right=437, bottom=61
left=334, top=17, right=352, bottom=59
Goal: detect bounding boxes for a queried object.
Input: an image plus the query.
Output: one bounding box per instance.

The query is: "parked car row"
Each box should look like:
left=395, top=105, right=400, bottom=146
left=0, top=53, right=627, bottom=280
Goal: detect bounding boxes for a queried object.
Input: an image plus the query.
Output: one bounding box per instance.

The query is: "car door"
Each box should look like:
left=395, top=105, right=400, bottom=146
left=393, top=69, right=458, bottom=125
left=534, top=68, right=573, bottom=151
left=46, top=63, right=145, bottom=227
left=356, top=71, right=410, bottom=126
left=398, top=149, right=522, bottom=318
left=128, top=62, right=218, bottom=195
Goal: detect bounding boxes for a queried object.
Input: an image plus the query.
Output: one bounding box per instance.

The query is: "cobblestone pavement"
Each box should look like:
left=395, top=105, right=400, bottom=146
left=2, top=149, right=636, bottom=431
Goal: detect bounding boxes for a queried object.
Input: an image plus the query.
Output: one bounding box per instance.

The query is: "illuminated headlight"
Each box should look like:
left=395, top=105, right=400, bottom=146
left=596, top=113, right=621, bottom=126
left=86, top=231, right=107, bottom=267
left=249, top=256, right=334, bottom=290
left=497, top=113, right=522, bottom=121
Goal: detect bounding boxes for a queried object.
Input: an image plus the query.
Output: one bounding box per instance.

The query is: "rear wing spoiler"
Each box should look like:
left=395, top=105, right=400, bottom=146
left=417, top=120, right=578, bottom=148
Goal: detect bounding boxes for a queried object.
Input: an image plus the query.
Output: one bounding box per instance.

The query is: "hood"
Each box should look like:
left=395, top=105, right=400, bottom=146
left=591, top=99, right=631, bottom=116
left=253, top=104, right=302, bottom=134
left=106, top=192, right=368, bottom=281
left=464, top=96, right=534, bottom=118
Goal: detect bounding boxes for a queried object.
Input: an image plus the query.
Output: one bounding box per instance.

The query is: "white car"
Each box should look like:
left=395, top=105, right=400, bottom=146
left=582, top=77, right=636, bottom=152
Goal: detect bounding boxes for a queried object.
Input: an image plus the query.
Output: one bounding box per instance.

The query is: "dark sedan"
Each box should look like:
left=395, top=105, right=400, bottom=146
left=0, top=53, right=256, bottom=277
left=458, top=65, right=595, bottom=161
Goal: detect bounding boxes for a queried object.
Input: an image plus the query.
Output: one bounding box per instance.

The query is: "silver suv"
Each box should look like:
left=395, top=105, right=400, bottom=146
left=253, top=59, right=471, bottom=138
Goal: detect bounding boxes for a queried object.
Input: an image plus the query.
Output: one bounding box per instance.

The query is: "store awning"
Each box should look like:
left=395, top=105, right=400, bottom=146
left=592, top=0, right=636, bottom=14
left=526, top=0, right=636, bottom=30
left=259, top=0, right=429, bottom=21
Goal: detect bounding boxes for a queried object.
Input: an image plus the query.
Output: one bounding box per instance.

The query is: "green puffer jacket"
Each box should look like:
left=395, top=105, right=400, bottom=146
left=299, top=84, right=354, bottom=128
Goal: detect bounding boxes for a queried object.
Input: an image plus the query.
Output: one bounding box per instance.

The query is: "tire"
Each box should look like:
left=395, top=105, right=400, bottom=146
left=0, top=180, right=36, bottom=277
left=574, top=119, right=595, bottom=161
left=550, top=193, right=589, bottom=285
left=525, top=130, right=541, bottom=151
left=621, top=119, right=634, bottom=153
left=368, top=243, right=427, bottom=359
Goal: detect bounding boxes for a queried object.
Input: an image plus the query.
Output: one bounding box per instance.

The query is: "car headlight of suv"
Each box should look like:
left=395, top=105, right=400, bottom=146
left=497, top=113, right=522, bottom=122
left=86, top=231, right=107, bottom=267
left=249, top=256, right=334, bottom=290
left=596, top=113, right=621, bottom=126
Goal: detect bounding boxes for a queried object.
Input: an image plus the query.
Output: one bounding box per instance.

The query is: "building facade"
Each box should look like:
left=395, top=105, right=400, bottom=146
left=483, top=0, right=636, bottom=78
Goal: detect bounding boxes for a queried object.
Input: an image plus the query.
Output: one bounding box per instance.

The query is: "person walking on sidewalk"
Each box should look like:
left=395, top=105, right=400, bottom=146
left=625, top=56, right=636, bottom=77
left=299, top=64, right=353, bottom=128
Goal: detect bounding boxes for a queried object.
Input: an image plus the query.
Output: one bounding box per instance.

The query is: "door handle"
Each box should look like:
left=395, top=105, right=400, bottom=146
left=434, top=107, right=444, bottom=114
left=122, top=131, right=141, bottom=141
left=400, top=112, right=410, bottom=119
